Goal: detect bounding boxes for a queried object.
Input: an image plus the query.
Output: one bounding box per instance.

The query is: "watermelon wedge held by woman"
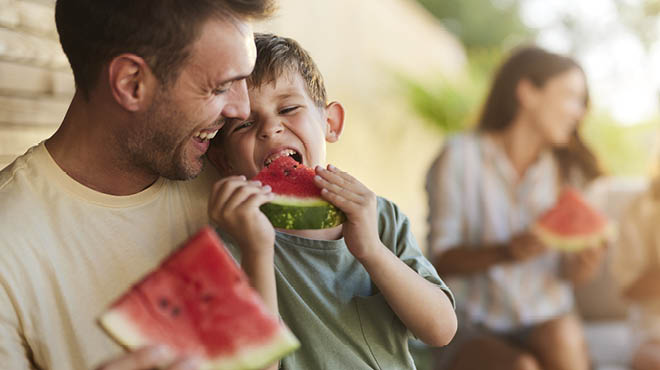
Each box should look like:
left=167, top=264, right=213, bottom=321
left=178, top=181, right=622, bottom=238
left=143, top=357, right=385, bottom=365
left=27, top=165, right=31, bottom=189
left=533, top=187, right=613, bottom=252
left=254, top=155, right=346, bottom=229
left=98, top=227, right=299, bottom=370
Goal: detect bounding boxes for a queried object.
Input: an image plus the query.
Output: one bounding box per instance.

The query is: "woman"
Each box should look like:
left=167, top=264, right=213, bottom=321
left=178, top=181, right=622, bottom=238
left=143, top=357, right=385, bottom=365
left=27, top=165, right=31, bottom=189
left=427, top=46, right=604, bottom=370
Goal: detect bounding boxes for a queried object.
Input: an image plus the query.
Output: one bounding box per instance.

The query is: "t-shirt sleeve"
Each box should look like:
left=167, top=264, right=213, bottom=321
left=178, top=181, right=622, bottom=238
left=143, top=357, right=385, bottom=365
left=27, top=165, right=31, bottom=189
left=0, top=281, right=32, bottom=370
left=425, top=137, right=465, bottom=256
left=377, top=197, right=455, bottom=309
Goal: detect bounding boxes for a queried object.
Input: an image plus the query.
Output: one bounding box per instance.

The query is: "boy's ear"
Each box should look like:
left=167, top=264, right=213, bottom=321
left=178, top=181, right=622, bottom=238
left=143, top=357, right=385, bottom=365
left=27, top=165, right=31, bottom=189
left=108, top=53, right=157, bottom=112
left=324, top=101, right=345, bottom=143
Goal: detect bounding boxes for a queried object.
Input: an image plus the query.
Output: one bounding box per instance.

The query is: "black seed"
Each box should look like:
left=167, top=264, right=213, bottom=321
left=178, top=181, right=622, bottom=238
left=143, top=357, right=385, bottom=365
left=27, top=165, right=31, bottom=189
left=201, top=294, right=214, bottom=302
left=172, top=307, right=181, bottom=317
left=159, top=298, right=169, bottom=309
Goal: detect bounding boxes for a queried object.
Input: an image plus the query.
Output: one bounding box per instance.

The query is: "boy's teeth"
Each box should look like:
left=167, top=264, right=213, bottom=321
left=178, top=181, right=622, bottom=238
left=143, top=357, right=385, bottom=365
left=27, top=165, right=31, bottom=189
left=265, top=149, right=297, bottom=166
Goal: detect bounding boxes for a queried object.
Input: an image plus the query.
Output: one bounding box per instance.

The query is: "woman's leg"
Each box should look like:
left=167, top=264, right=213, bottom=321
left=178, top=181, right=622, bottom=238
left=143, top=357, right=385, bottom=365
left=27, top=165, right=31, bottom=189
left=632, top=340, right=660, bottom=370
left=526, top=313, right=590, bottom=370
left=449, top=335, right=541, bottom=370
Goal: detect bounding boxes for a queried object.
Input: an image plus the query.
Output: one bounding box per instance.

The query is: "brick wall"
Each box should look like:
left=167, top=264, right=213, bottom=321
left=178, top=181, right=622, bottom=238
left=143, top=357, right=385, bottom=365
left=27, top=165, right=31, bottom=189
left=0, top=0, right=74, bottom=169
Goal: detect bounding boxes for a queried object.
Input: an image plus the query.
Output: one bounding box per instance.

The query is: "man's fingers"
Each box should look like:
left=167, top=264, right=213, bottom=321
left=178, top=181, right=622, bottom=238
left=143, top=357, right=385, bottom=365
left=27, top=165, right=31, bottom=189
left=167, top=357, right=202, bottom=370
left=97, top=346, right=173, bottom=370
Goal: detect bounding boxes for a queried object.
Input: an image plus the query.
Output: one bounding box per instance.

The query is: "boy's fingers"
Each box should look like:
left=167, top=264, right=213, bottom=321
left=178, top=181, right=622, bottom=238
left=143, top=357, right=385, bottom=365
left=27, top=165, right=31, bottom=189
left=242, top=191, right=276, bottom=211
left=315, top=175, right=361, bottom=203
left=320, top=188, right=353, bottom=210
left=211, top=178, right=262, bottom=210
left=222, top=184, right=272, bottom=213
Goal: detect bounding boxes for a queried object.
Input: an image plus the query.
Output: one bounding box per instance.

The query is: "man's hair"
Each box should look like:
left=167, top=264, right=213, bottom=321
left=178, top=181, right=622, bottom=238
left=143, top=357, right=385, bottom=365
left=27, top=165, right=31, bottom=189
left=249, top=33, right=327, bottom=107
left=55, top=0, right=276, bottom=97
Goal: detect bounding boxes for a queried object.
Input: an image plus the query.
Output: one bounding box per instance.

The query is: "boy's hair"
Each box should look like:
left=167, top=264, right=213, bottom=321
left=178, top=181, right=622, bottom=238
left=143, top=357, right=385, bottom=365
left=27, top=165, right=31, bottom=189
left=55, top=0, right=276, bottom=98
left=249, top=33, right=327, bottom=107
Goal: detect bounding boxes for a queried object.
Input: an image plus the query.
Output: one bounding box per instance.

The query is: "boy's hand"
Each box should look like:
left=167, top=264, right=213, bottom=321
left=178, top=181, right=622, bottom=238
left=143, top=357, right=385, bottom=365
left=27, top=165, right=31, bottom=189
left=315, top=164, right=380, bottom=261
left=208, top=176, right=276, bottom=255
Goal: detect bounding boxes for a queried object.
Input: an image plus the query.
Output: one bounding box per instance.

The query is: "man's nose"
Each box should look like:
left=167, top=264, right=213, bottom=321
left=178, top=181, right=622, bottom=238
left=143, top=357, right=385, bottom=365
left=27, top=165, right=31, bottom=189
left=221, top=79, right=250, bottom=121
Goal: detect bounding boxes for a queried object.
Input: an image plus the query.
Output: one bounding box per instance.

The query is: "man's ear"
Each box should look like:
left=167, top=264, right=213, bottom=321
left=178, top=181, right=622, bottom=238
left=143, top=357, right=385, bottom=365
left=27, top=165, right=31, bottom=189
left=324, top=101, right=345, bottom=143
left=108, top=54, right=157, bottom=112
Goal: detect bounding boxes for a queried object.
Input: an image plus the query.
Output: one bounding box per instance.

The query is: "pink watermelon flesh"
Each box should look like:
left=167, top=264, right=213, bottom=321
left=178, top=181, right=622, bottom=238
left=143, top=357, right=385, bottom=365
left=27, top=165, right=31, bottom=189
left=534, top=187, right=610, bottom=251
left=254, top=155, right=320, bottom=198
left=99, top=227, right=299, bottom=369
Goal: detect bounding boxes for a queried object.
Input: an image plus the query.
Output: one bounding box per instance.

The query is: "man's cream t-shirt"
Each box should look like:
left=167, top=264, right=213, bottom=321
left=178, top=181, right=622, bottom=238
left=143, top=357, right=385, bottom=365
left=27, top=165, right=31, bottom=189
left=0, top=143, right=219, bottom=369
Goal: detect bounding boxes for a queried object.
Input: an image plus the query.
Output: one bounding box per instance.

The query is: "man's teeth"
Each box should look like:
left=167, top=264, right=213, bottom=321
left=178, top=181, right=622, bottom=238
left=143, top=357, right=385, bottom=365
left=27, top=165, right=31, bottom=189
left=193, top=130, right=218, bottom=141
left=265, top=149, right=297, bottom=166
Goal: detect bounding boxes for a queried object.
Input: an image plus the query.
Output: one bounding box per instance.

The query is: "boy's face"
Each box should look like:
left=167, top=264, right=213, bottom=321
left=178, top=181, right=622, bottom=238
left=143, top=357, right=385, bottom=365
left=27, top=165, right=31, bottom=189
left=214, top=71, right=343, bottom=178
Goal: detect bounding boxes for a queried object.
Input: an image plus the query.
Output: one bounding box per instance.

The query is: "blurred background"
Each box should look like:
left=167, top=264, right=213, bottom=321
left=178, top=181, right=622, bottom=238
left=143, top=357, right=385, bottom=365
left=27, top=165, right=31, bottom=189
left=1, top=1, right=659, bottom=368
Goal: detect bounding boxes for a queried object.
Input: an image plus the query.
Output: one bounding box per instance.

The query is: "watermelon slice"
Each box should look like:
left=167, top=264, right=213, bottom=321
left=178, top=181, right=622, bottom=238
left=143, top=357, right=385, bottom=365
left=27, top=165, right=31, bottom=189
left=98, top=227, right=299, bottom=370
left=254, top=156, right=346, bottom=229
left=533, top=187, right=612, bottom=252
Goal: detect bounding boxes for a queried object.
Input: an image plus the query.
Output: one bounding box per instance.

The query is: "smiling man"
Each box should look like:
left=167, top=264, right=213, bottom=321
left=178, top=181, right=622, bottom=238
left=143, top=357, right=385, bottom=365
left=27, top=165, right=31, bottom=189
left=0, top=1, right=274, bottom=369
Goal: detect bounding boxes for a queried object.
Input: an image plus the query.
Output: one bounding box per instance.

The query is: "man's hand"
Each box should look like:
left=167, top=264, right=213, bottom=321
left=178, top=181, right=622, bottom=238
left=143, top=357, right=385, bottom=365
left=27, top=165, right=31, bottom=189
left=96, top=346, right=200, bottom=370
left=208, top=175, right=276, bottom=253
left=314, top=164, right=380, bottom=261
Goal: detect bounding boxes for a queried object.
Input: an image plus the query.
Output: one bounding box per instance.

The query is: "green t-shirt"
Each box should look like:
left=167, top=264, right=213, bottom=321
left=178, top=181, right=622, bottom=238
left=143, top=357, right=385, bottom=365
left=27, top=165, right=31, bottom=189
left=220, top=197, right=453, bottom=370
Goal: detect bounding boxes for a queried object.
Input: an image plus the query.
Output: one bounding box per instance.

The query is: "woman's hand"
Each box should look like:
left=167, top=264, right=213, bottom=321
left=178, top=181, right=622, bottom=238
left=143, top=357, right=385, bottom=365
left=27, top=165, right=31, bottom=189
left=506, top=232, right=549, bottom=262
left=562, top=243, right=606, bottom=285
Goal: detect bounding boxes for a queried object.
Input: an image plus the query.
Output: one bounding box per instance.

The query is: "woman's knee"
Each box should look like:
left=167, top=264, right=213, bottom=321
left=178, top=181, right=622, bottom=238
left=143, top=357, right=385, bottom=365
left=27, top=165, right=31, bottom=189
left=534, top=314, right=586, bottom=350
left=511, top=352, right=542, bottom=370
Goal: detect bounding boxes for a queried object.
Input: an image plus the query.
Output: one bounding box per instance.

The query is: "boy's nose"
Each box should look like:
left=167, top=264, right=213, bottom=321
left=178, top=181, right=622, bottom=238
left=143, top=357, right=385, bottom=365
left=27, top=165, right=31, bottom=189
left=259, top=119, right=284, bottom=139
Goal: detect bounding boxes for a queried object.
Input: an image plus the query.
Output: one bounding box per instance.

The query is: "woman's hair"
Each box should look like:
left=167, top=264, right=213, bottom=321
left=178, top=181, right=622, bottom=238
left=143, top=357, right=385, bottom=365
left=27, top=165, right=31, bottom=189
left=477, top=45, right=602, bottom=183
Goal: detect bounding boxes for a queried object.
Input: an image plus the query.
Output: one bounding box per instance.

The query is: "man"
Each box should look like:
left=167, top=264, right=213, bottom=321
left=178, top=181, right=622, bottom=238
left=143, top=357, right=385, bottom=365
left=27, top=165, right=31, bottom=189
left=0, top=1, right=274, bottom=369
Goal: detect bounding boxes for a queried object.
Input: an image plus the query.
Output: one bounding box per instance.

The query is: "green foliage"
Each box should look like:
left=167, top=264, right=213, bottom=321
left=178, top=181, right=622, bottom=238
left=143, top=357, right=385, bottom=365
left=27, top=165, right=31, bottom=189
left=400, top=48, right=503, bottom=133
left=582, top=112, right=658, bottom=176
left=416, top=0, right=533, bottom=49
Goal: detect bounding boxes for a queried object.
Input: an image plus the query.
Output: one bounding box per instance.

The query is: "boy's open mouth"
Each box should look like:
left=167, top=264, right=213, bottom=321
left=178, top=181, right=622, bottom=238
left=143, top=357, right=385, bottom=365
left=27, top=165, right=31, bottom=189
left=264, top=149, right=303, bottom=167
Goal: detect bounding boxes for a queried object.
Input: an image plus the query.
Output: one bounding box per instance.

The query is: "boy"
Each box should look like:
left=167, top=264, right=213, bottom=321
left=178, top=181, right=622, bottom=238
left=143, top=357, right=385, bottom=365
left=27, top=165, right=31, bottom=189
left=207, top=33, right=457, bottom=369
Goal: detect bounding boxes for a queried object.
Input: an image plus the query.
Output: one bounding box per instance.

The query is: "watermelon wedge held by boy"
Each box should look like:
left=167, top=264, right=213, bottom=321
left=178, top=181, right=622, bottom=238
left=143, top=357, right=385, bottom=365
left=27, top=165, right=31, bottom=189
left=254, top=155, right=346, bottom=229
left=98, top=227, right=299, bottom=370
left=533, top=187, right=612, bottom=252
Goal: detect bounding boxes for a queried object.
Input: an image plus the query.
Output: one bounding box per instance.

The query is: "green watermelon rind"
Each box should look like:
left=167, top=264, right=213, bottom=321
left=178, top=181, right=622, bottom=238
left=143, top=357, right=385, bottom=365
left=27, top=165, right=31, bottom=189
left=260, top=196, right=346, bottom=229
left=98, top=310, right=300, bottom=370
left=532, top=222, right=615, bottom=252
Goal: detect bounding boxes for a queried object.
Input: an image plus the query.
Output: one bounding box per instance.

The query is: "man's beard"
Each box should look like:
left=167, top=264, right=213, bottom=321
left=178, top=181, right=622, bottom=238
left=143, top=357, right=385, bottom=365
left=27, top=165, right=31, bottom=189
left=125, top=94, right=204, bottom=181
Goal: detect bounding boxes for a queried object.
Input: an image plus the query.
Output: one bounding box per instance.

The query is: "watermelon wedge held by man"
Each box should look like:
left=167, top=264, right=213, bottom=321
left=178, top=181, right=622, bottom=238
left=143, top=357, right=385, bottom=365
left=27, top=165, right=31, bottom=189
left=533, top=187, right=613, bottom=252
left=98, top=227, right=300, bottom=370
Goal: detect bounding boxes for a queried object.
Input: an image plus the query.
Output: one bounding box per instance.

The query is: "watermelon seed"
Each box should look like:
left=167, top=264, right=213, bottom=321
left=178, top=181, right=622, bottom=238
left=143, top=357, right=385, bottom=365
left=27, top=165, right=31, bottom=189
left=171, top=307, right=181, bottom=317
left=201, top=294, right=214, bottom=302
left=159, top=298, right=169, bottom=309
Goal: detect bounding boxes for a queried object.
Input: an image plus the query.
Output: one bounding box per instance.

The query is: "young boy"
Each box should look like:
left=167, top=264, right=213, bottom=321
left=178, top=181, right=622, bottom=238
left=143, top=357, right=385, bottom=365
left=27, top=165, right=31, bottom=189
left=207, top=33, right=457, bottom=369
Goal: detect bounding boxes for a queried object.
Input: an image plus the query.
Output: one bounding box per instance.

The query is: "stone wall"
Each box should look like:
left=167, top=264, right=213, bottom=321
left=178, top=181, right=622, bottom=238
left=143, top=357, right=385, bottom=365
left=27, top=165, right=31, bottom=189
left=0, top=0, right=73, bottom=169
